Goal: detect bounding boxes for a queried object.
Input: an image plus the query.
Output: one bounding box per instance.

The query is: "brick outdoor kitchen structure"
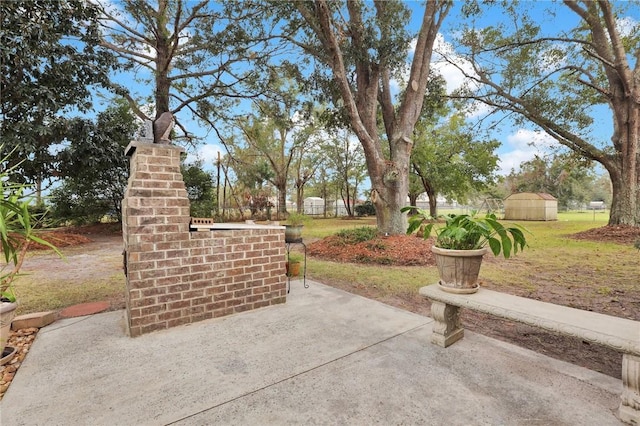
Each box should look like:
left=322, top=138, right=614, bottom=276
left=122, top=141, right=286, bottom=337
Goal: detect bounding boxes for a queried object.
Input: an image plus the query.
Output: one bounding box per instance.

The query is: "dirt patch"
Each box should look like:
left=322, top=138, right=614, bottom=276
left=22, top=234, right=124, bottom=287
left=12, top=223, right=121, bottom=251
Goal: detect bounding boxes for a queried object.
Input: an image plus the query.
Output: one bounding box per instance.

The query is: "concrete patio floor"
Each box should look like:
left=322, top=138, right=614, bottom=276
left=0, top=280, right=623, bottom=425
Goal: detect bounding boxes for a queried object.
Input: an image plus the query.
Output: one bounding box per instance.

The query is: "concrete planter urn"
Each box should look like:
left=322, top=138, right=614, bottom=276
left=0, top=301, right=17, bottom=356
left=284, top=212, right=308, bottom=243
left=432, top=246, right=487, bottom=294
left=402, top=208, right=528, bottom=294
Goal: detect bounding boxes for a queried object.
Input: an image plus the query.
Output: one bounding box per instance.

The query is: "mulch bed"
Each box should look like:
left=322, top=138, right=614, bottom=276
left=17, top=223, right=123, bottom=251
left=571, top=224, right=640, bottom=245
left=308, top=234, right=435, bottom=266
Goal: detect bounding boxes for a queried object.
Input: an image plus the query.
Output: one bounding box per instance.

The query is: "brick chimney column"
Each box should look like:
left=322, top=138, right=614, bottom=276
left=122, top=141, right=190, bottom=336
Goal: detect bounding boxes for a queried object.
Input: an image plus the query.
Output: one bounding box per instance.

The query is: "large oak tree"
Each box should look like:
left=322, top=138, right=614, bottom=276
left=271, top=0, right=451, bottom=234
left=452, top=0, right=639, bottom=226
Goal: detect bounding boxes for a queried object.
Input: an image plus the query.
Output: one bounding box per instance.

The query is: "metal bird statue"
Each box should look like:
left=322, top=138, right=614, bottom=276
left=153, top=112, right=175, bottom=144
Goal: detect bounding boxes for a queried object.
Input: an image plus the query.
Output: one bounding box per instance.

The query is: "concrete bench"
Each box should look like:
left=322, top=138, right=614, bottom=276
left=420, top=284, right=640, bottom=425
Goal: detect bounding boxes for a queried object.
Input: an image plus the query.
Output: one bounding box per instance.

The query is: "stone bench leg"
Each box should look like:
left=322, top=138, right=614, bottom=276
left=620, top=354, right=640, bottom=425
left=430, top=300, right=464, bottom=348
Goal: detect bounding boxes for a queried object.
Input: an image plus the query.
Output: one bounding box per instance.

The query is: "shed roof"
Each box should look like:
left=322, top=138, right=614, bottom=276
left=505, top=192, right=557, bottom=201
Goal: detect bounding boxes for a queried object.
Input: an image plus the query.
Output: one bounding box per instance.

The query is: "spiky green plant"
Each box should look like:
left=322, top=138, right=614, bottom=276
left=1, top=148, right=60, bottom=301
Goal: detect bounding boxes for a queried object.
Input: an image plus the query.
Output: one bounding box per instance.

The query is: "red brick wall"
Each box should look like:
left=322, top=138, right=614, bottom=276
left=122, top=142, right=286, bottom=337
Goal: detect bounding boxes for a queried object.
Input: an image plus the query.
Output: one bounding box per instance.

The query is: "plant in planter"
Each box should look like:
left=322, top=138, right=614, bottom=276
left=286, top=252, right=304, bottom=277
left=402, top=207, right=528, bottom=294
left=1, top=153, right=59, bottom=361
left=284, top=212, right=309, bottom=243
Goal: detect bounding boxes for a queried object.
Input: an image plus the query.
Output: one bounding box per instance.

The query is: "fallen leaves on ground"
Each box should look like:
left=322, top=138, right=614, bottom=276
left=308, top=234, right=436, bottom=266
left=571, top=224, right=640, bottom=245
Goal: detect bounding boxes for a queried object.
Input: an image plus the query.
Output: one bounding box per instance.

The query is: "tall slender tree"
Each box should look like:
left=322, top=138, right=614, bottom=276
left=322, top=130, right=367, bottom=217
left=411, top=113, right=500, bottom=217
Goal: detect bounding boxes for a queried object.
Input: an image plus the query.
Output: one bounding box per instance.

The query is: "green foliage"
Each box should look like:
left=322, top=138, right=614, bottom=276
left=411, top=104, right=500, bottom=214
left=1, top=0, right=118, bottom=189
left=503, top=154, right=596, bottom=210
left=285, top=212, right=310, bottom=226
left=182, top=162, right=215, bottom=218
left=288, top=252, right=304, bottom=264
left=49, top=187, right=114, bottom=226
left=402, top=207, right=528, bottom=258
left=49, top=99, right=138, bottom=224
left=355, top=201, right=376, bottom=217
left=335, top=227, right=379, bottom=245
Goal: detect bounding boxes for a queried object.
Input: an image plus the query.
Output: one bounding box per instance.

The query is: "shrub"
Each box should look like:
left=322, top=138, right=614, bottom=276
left=335, top=226, right=378, bottom=244
left=355, top=201, right=376, bottom=217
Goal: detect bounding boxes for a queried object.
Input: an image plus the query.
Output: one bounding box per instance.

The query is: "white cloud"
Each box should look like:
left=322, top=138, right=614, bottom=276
left=507, top=129, right=558, bottom=150
left=185, top=144, right=223, bottom=167
left=408, top=38, right=417, bottom=54
left=498, top=150, right=537, bottom=175
left=394, top=33, right=478, bottom=96
left=432, top=34, right=478, bottom=95
left=617, top=16, right=638, bottom=37
left=498, top=129, right=559, bottom=175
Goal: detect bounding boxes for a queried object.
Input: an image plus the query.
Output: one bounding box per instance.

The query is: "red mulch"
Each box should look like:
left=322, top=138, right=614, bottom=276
left=28, top=232, right=93, bottom=250
left=23, top=223, right=122, bottom=251
left=308, top=234, right=435, bottom=266
left=571, top=224, right=640, bottom=245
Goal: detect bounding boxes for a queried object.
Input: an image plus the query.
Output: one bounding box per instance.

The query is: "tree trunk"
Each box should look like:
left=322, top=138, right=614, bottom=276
left=370, top=144, right=412, bottom=234
left=295, top=181, right=304, bottom=214
left=277, top=182, right=287, bottom=214
left=341, top=186, right=354, bottom=217
left=417, top=167, right=438, bottom=218
left=408, top=193, right=418, bottom=208
left=427, top=187, right=437, bottom=218
left=154, top=0, right=171, bottom=135
left=608, top=166, right=639, bottom=226
left=295, top=1, right=449, bottom=235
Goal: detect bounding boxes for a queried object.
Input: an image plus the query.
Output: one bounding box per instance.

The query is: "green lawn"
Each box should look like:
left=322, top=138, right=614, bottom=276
left=303, top=212, right=637, bottom=318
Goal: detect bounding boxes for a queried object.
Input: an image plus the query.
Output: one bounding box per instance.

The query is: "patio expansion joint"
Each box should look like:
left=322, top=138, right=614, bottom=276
left=163, top=321, right=433, bottom=425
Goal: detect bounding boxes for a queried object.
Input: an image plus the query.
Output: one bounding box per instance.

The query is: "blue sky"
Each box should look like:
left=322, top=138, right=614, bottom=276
left=429, top=1, right=636, bottom=176
left=101, top=1, right=638, bottom=178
